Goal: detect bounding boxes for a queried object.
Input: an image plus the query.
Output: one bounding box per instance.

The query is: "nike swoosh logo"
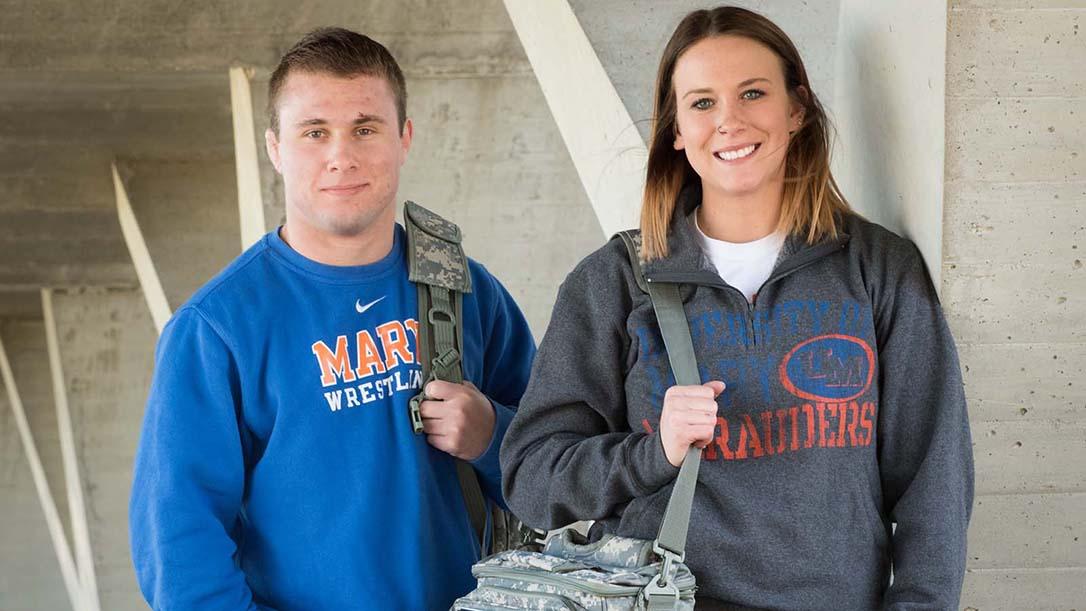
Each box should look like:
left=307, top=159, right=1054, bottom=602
left=355, top=296, right=385, bottom=314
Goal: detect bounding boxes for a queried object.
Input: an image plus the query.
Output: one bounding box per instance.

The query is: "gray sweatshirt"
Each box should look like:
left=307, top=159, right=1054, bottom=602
left=500, top=187, right=974, bottom=610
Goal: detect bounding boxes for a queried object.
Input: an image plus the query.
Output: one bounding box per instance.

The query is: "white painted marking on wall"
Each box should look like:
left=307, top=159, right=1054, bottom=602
left=112, top=162, right=172, bottom=334
left=41, top=289, right=101, bottom=611
left=0, top=336, right=84, bottom=611
left=502, top=0, right=645, bottom=238
left=230, top=66, right=266, bottom=251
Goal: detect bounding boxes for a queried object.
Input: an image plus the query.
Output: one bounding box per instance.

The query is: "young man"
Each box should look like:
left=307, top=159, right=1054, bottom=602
left=129, top=28, right=535, bottom=610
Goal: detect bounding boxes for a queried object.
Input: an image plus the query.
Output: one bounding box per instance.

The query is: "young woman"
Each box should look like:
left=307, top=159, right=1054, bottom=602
left=500, top=6, right=973, bottom=610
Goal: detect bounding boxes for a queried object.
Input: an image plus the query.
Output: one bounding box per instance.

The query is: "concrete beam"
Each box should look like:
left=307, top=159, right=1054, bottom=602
left=0, top=108, right=235, bottom=161
left=120, top=158, right=241, bottom=310
left=502, top=0, right=643, bottom=237
left=111, top=163, right=171, bottom=334
left=0, top=291, right=45, bottom=319
left=229, top=67, right=265, bottom=250
left=0, top=264, right=136, bottom=293
left=0, top=20, right=529, bottom=78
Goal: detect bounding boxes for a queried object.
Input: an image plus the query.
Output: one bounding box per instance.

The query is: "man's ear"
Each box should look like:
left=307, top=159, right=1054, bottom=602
left=265, top=128, right=282, bottom=173
left=399, top=118, right=414, bottom=163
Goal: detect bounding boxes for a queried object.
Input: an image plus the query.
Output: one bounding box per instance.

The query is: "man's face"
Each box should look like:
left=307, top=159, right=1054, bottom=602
left=266, top=71, right=412, bottom=239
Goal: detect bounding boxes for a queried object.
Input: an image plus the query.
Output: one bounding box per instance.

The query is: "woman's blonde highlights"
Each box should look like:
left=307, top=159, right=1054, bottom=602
left=640, top=7, right=851, bottom=260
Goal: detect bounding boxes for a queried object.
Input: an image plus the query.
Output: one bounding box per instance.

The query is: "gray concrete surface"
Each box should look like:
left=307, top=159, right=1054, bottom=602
left=567, top=0, right=840, bottom=145
left=1, top=2, right=601, bottom=608
left=0, top=319, right=73, bottom=611
left=944, top=2, right=1086, bottom=607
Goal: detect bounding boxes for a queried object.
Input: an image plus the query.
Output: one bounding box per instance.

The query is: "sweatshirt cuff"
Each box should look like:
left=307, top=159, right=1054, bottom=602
left=469, top=399, right=515, bottom=480
left=629, top=432, right=681, bottom=494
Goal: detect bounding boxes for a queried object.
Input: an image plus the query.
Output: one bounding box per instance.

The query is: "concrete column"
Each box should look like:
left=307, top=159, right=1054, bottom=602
left=230, top=66, right=266, bottom=251
left=832, top=0, right=948, bottom=287
left=51, top=288, right=157, bottom=611
left=502, top=0, right=644, bottom=238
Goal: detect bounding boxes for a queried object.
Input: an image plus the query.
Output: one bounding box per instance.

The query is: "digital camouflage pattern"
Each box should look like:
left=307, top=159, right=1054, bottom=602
left=452, top=535, right=696, bottom=610
left=543, top=532, right=655, bottom=570
left=405, top=200, right=472, bottom=293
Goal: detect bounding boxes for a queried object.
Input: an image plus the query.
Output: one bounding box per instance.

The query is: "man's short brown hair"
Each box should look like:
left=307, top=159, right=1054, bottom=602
left=267, top=27, right=407, bottom=134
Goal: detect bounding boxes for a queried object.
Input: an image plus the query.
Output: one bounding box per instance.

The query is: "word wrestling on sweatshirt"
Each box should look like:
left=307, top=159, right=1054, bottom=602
left=310, top=317, right=423, bottom=412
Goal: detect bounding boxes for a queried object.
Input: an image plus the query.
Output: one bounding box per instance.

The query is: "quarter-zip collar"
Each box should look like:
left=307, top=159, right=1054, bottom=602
left=642, top=183, right=850, bottom=287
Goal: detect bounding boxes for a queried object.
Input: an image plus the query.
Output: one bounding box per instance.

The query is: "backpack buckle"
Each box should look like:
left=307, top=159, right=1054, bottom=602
left=408, top=394, right=425, bottom=434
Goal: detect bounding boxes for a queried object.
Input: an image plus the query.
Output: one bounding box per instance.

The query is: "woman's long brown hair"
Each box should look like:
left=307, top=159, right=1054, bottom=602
left=640, top=6, right=852, bottom=260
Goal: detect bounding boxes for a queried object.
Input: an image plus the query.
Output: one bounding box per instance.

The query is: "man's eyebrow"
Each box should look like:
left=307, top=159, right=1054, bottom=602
left=293, top=114, right=387, bottom=127
left=353, top=114, right=386, bottom=125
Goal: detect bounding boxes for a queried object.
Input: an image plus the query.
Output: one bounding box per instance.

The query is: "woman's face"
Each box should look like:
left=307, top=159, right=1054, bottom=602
left=672, top=35, right=802, bottom=204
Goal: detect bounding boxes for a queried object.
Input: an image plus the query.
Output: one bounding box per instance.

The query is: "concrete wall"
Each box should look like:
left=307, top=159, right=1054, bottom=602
left=832, top=0, right=948, bottom=287
left=944, top=1, right=1086, bottom=607
left=53, top=289, right=157, bottom=610
left=0, top=2, right=600, bottom=608
left=0, top=292, right=156, bottom=611
left=568, top=0, right=841, bottom=145
left=0, top=319, right=72, bottom=611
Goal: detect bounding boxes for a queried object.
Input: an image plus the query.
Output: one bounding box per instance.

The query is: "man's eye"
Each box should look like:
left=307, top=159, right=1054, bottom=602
left=741, top=89, right=765, bottom=100
left=692, top=98, right=713, bottom=110
left=356, top=127, right=374, bottom=136
left=304, top=130, right=325, bottom=139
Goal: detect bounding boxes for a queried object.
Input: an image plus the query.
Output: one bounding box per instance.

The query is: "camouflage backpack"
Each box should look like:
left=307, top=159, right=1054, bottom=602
left=403, top=201, right=533, bottom=556
left=451, top=230, right=702, bottom=610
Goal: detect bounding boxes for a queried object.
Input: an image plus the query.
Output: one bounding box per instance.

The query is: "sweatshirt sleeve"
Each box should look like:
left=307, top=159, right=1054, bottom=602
left=467, top=265, right=537, bottom=509
left=129, top=307, right=264, bottom=611
left=500, top=246, right=679, bottom=530
left=874, top=246, right=975, bottom=609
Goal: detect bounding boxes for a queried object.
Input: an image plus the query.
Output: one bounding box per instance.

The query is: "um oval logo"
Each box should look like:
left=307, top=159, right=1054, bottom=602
left=779, top=334, right=875, bottom=402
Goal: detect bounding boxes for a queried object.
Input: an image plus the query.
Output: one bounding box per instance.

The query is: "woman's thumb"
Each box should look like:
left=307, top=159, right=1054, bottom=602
left=704, top=380, right=726, bottom=397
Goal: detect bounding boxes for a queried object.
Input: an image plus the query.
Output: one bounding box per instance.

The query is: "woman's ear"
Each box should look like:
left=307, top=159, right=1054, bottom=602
left=673, top=126, right=685, bottom=151
left=789, top=86, right=809, bottom=134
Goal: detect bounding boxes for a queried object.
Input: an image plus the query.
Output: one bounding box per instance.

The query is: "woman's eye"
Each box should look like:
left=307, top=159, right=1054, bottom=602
left=741, top=89, right=765, bottom=100
left=692, top=98, right=713, bottom=110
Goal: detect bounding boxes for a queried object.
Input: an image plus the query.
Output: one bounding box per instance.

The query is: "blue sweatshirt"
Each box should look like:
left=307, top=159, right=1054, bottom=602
left=130, top=225, right=535, bottom=610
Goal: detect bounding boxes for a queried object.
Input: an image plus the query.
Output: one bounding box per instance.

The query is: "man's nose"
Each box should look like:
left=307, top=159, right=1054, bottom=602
left=326, top=137, right=360, bottom=172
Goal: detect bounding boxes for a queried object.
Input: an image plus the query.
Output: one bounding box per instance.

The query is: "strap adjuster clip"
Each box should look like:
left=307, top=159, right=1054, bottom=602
left=408, top=394, right=425, bottom=434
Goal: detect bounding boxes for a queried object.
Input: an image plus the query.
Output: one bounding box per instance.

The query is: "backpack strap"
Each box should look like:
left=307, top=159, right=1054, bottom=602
left=615, top=230, right=704, bottom=609
left=616, top=230, right=649, bottom=294
left=404, top=201, right=489, bottom=553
